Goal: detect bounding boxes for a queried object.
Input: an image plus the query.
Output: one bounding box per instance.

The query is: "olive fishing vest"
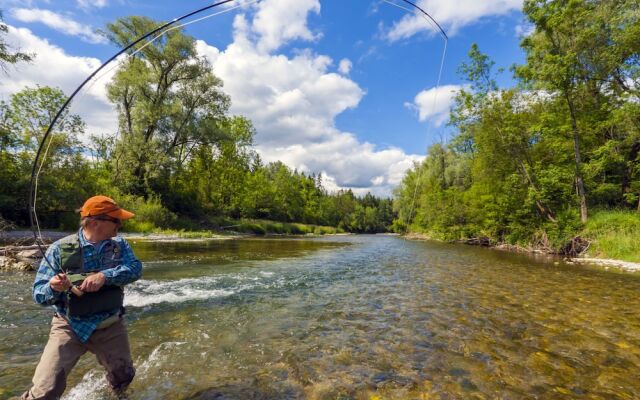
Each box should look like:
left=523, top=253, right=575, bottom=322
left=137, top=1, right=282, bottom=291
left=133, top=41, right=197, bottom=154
left=58, top=233, right=124, bottom=317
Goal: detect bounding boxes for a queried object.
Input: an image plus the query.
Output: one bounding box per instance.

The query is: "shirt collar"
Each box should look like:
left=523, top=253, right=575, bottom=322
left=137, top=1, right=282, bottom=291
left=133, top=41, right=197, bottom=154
left=78, top=228, right=93, bottom=248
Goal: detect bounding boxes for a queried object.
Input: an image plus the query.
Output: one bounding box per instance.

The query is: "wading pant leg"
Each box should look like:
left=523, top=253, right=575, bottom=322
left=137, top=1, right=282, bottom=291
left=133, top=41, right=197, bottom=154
left=87, top=319, right=135, bottom=394
left=22, top=315, right=87, bottom=400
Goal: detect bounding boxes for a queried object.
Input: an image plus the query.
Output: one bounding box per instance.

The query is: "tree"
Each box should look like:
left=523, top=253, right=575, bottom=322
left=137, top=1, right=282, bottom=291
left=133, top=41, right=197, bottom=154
left=0, top=10, right=32, bottom=73
left=105, top=16, right=230, bottom=196
left=0, top=86, right=95, bottom=226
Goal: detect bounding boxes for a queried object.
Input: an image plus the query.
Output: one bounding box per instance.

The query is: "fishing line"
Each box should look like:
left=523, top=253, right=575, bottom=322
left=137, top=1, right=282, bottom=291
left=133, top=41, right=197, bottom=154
left=74, top=0, right=260, bottom=106
left=29, top=0, right=448, bottom=263
left=381, top=0, right=449, bottom=232
left=29, top=0, right=238, bottom=268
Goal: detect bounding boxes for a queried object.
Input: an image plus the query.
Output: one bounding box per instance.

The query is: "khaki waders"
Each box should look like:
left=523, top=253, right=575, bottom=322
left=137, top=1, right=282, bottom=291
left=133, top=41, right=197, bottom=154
left=22, top=314, right=135, bottom=400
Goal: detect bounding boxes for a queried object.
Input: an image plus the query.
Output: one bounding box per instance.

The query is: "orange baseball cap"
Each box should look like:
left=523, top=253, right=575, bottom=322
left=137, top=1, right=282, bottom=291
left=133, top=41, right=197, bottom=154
left=79, top=195, right=135, bottom=220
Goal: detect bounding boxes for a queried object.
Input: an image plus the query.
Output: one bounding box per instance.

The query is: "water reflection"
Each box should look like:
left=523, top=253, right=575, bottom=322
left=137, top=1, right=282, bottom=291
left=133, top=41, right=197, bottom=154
left=1, top=235, right=640, bottom=399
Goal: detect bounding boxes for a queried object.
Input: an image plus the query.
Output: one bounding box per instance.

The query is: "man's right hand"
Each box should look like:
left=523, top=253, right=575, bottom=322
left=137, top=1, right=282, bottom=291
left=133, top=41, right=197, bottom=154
left=50, top=273, right=72, bottom=292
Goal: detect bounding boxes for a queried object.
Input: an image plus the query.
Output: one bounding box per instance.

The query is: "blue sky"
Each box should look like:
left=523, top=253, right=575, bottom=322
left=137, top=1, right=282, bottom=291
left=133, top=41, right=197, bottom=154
left=1, top=0, right=530, bottom=196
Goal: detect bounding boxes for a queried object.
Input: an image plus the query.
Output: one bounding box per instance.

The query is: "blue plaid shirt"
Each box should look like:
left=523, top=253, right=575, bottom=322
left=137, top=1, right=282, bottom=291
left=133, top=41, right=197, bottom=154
left=32, top=228, right=142, bottom=342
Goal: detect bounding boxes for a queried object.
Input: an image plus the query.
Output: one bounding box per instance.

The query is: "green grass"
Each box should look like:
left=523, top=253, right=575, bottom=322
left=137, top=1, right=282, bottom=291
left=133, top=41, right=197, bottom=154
left=122, top=218, right=342, bottom=237
left=233, top=219, right=340, bottom=235
left=582, top=210, right=640, bottom=263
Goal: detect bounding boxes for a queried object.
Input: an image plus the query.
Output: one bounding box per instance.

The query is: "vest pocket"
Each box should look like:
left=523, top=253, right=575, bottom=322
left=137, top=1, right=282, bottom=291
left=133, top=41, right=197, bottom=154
left=68, top=286, right=124, bottom=317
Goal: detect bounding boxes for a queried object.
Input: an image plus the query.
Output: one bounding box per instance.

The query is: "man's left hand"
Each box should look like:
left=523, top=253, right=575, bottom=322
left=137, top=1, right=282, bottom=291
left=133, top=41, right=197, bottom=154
left=78, top=272, right=106, bottom=292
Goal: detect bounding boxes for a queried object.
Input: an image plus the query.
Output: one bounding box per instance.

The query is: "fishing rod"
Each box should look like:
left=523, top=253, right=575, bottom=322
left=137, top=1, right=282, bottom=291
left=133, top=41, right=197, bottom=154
left=28, top=0, right=238, bottom=267
left=28, top=0, right=448, bottom=259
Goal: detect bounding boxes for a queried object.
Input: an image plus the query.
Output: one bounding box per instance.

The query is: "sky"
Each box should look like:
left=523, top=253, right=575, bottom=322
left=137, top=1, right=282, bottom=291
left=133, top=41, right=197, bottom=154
left=0, top=0, right=531, bottom=197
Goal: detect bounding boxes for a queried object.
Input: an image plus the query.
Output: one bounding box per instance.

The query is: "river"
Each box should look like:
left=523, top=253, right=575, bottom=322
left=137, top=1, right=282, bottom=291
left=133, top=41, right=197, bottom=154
left=1, top=235, right=640, bottom=399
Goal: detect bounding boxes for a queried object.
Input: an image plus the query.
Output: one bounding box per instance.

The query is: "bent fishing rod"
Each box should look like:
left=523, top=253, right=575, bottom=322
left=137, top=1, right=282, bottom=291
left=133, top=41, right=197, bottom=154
left=28, top=0, right=447, bottom=259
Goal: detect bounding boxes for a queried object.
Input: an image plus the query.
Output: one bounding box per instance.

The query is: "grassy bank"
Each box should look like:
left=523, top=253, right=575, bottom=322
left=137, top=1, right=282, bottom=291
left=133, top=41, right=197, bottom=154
left=582, top=210, right=640, bottom=263
left=123, top=217, right=343, bottom=237
left=406, top=209, right=640, bottom=263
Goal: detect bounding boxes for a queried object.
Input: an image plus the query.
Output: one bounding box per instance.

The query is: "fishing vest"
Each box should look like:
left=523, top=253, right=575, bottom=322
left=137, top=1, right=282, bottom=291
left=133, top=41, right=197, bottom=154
left=58, top=233, right=124, bottom=318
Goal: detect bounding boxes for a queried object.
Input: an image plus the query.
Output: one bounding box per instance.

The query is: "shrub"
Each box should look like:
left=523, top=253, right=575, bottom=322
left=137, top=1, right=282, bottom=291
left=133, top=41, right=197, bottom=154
left=107, top=190, right=177, bottom=232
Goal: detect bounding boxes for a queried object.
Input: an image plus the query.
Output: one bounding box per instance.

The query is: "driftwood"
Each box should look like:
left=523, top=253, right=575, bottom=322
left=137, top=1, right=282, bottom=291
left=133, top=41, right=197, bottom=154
left=1, top=245, right=43, bottom=253
left=458, top=236, right=492, bottom=247
left=559, top=236, right=590, bottom=257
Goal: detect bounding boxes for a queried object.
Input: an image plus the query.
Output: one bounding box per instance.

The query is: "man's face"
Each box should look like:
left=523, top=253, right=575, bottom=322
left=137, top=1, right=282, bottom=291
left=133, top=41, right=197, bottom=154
left=87, top=215, right=121, bottom=241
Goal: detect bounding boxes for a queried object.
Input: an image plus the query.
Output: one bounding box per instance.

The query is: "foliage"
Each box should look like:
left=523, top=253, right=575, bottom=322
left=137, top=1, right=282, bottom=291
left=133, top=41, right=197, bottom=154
left=582, top=210, right=640, bottom=262
left=0, top=86, right=98, bottom=227
left=394, top=0, right=640, bottom=253
left=0, top=10, right=32, bottom=73
left=0, top=17, right=394, bottom=234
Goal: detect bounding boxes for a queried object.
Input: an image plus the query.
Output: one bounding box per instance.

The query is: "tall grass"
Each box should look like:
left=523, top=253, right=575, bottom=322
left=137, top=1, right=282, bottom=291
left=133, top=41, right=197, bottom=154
left=234, top=220, right=340, bottom=235
left=582, top=210, right=640, bottom=262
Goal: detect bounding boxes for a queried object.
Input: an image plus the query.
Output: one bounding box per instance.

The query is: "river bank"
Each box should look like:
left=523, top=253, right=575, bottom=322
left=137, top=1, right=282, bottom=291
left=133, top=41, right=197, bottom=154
left=3, top=228, right=638, bottom=273
left=0, top=228, right=348, bottom=271
left=404, top=231, right=640, bottom=272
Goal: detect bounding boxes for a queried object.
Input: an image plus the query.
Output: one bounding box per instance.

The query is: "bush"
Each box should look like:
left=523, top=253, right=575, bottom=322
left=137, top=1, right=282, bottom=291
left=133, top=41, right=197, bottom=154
left=288, top=223, right=310, bottom=235
left=239, top=222, right=266, bottom=235
left=58, top=212, right=79, bottom=231
left=123, top=220, right=156, bottom=233
left=313, top=226, right=338, bottom=235
left=107, top=190, right=177, bottom=232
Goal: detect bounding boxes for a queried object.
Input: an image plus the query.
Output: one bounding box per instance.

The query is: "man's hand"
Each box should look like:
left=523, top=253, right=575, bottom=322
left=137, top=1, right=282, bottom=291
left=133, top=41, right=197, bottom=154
left=50, top=274, right=71, bottom=292
left=78, top=272, right=106, bottom=292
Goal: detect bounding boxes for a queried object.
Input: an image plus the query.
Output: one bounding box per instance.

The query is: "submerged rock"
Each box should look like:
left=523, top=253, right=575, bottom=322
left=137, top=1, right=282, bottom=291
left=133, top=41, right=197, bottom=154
left=0, top=245, right=44, bottom=271
left=0, top=255, right=36, bottom=271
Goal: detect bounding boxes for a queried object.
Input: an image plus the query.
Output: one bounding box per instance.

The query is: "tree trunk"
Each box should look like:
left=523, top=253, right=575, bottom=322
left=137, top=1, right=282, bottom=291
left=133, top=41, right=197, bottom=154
left=565, top=93, right=588, bottom=223
left=517, top=160, right=557, bottom=222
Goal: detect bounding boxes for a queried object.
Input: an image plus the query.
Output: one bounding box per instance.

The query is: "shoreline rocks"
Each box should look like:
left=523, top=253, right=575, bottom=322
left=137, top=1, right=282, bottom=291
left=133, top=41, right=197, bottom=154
left=0, top=252, right=40, bottom=271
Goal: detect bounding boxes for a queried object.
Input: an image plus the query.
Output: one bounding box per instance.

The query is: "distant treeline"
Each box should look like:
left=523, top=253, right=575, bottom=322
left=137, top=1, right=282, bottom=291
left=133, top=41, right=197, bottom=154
left=394, top=0, right=640, bottom=250
left=0, top=15, right=394, bottom=234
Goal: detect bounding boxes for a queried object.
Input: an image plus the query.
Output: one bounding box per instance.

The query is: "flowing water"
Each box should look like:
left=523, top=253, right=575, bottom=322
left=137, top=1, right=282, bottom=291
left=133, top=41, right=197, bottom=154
left=1, top=235, right=640, bottom=399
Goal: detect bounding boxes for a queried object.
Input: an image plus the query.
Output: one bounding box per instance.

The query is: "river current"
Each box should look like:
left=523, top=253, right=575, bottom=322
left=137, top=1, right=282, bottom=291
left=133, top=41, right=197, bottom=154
left=1, top=235, right=640, bottom=399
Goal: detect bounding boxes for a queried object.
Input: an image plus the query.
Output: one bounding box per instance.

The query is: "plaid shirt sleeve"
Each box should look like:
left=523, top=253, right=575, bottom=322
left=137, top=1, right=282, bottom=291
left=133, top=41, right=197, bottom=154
left=32, top=243, right=65, bottom=305
left=101, top=238, right=142, bottom=286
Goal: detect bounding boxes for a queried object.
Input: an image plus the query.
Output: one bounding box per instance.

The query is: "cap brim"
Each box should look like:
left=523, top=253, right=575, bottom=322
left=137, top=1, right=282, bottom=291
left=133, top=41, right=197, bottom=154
left=106, top=208, right=135, bottom=220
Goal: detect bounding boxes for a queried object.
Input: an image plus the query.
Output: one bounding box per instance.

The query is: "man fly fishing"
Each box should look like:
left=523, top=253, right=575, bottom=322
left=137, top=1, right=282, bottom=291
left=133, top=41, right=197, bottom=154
left=22, top=195, right=142, bottom=399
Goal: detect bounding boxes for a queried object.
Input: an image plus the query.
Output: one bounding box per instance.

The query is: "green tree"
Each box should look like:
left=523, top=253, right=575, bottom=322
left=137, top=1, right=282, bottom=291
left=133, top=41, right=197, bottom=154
left=0, top=10, right=32, bottom=73
left=105, top=16, right=230, bottom=196
left=0, top=86, right=96, bottom=226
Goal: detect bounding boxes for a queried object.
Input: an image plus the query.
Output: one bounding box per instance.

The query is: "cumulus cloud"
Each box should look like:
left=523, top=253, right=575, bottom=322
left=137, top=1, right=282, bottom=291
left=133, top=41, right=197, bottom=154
left=258, top=139, right=423, bottom=197
left=338, top=58, right=352, bottom=75
left=3, top=1, right=426, bottom=196
left=9, top=8, right=107, bottom=44
left=249, top=0, right=321, bottom=53
left=0, top=25, right=118, bottom=136
left=385, top=0, right=523, bottom=41
left=405, top=84, right=464, bottom=126
left=194, top=5, right=423, bottom=196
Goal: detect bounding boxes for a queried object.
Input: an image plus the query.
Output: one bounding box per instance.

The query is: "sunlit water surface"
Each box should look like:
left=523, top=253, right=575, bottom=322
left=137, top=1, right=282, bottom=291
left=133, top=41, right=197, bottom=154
left=1, top=235, right=640, bottom=399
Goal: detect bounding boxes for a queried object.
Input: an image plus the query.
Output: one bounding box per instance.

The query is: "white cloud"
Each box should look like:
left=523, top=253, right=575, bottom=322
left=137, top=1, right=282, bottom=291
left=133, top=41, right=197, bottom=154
left=2, top=1, right=427, bottom=197
left=0, top=25, right=118, bottom=136
left=338, top=58, right=352, bottom=75
left=515, top=23, right=535, bottom=38
left=405, top=84, right=464, bottom=126
left=77, top=0, right=108, bottom=10
left=250, top=0, right=321, bottom=53
left=194, top=7, right=423, bottom=196
left=258, top=140, right=423, bottom=197
left=385, top=0, right=523, bottom=41
left=9, top=8, right=107, bottom=44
